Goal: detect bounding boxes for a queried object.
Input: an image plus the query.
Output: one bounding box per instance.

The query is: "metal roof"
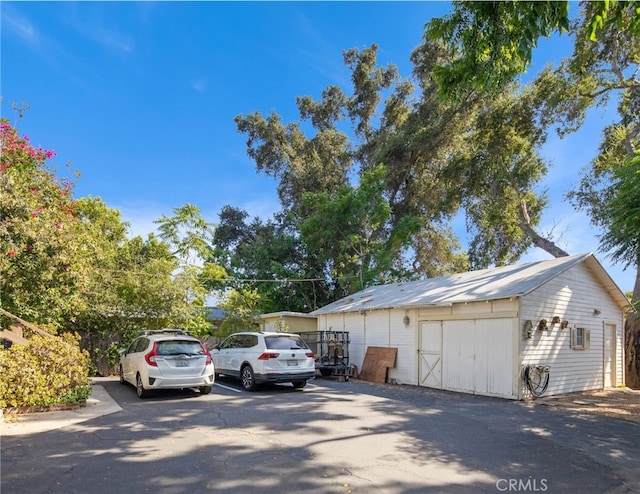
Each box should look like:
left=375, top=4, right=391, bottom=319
left=311, top=253, right=629, bottom=315
left=205, top=307, right=228, bottom=320
left=260, top=311, right=317, bottom=319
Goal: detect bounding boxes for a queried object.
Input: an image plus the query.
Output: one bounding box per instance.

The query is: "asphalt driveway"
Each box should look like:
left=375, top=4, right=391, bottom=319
left=2, top=377, right=639, bottom=493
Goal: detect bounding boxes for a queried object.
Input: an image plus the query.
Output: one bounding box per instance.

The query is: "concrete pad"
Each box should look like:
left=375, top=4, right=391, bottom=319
left=0, top=383, right=121, bottom=436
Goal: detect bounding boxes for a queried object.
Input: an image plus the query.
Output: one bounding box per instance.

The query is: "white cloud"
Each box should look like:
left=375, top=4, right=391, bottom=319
left=3, top=6, right=39, bottom=47
left=240, top=196, right=281, bottom=222
left=113, top=201, right=162, bottom=239
left=93, top=27, right=133, bottom=53
left=191, top=79, right=207, bottom=92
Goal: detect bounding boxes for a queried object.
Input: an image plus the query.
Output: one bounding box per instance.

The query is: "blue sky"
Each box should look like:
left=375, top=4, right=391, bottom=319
left=1, top=1, right=634, bottom=293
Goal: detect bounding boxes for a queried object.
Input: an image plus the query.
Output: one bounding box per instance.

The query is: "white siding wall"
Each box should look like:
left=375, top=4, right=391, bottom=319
left=388, top=310, right=417, bottom=384
left=316, top=311, right=367, bottom=375
left=315, top=309, right=417, bottom=383
left=418, top=299, right=519, bottom=320
left=520, top=263, right=625, bottom=397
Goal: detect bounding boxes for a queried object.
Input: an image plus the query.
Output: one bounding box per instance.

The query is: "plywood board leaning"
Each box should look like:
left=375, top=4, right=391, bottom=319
left=359, top=346, right=397, bottom=383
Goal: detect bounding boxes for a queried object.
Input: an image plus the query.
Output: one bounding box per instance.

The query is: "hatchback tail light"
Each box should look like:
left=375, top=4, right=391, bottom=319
left=204, top=347, right=212, bottom=365
left=145, top=343, right=158, bottom=367
left=258, top=352, right=280, bottom=360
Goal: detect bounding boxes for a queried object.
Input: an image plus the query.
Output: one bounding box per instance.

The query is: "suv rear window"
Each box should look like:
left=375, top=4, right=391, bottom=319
left=265, top=335, right=309, bottom=350
left=156, top=340, right=205, bottom=356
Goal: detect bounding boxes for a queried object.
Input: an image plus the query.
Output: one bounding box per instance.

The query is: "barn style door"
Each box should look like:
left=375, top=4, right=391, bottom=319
left=441, top=318, right=514, bottom=398
left=418, top=321, right=442, bottom=388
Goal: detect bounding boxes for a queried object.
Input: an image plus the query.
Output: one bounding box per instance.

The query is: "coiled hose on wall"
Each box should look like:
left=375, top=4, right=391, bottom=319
left=523, top=364, right=550, bottom=398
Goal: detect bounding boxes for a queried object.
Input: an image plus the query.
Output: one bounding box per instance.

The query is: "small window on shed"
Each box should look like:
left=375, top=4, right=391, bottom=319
left=570, top=327, right=590, bottom=350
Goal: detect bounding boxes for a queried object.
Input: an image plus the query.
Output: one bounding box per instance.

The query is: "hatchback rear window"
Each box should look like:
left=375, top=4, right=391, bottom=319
left=156, top=340, right=205, bottom=356
left=265, top=335, right=309, bottom=350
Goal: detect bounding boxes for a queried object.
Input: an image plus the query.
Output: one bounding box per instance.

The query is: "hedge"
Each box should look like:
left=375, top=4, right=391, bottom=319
left=0, top=332, right=91, bottom=409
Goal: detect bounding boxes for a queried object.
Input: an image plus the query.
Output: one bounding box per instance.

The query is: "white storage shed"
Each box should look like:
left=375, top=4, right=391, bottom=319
left=311, top=253, right=628, bottom=399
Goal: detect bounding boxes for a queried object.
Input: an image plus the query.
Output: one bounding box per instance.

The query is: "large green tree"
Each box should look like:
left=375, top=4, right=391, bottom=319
left=445, top=88, right=566, bottom=267
left=155, top=204, right=226, bottom=334
left=299, top=164, right=418, bottom=292
left=599, top=153, right=640, bottom=271
left=1, top=120, right=223, bottom=373
left=63, top=196, right=222, bottom=372
left=235, top=44, right=472, bottom=295
left=428, top=1, right=640, bottom=387
left=537, top=3, right=640, bottom=387
left=212, top=205, right=330, bottom=313
left=427, top=0, right=640, bottom=98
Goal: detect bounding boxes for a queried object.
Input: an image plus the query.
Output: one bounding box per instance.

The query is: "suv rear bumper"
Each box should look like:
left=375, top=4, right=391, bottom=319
left=255, top=371, right=316, bottom=384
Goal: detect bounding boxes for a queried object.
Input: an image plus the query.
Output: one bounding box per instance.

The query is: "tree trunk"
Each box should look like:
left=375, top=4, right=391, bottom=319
left=519, top=201, right=570, bottom=258
left=625, top=268, right=640, bottom=389
left=520, top=221, right=571, bottom=258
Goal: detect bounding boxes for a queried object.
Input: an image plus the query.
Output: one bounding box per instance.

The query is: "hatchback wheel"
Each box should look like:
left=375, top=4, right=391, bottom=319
left=241, top=365, right=257, bottom=391
left=136, top=373, right=149, bottom=398
left=292, top=380, right=306, bottom=389
left=119, top=365, right=126, bottom=385
left=199, top=385, right=212, bottom=395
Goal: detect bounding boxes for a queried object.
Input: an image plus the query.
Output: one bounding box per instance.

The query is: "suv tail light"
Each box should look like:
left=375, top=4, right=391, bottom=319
left=305, top=352, right=314, bottom=358
left=145, top=343, right=158, bottom=367
left=258, top=352, right=280, bottom=360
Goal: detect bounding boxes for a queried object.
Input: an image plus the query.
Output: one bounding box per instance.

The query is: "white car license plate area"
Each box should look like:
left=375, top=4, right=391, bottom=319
left=175, top=360, right=189, bottom=367
left=287, top=360, right=298, bottom=366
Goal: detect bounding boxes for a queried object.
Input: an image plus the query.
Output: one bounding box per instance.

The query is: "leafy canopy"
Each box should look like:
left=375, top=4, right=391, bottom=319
left=428, top=1, right=640, bottom=99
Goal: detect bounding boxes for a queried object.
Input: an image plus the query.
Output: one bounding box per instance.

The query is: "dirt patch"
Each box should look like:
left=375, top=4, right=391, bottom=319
left=535, top=388, right=640, bottom=423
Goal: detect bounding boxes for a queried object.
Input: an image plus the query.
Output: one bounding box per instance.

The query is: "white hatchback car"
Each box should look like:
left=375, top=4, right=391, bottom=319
left=211, top=332, right=315, bottom=391
left=119, top=329, right=215, bottom=398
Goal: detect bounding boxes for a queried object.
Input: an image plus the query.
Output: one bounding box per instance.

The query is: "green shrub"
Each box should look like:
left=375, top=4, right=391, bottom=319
left=0, top=332, right=91, bottom=409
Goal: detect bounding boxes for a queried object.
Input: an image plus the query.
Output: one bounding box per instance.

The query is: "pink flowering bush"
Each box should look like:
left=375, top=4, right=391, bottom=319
left=1, top=119, right=80, bottom=325
left=0, top=121, right=56, bottom=172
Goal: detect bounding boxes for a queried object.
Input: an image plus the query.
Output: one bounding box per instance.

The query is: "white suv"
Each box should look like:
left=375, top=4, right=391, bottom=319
left=211, top=332, right=315, bottom=391
left=119, top=329, right=215, bottom=398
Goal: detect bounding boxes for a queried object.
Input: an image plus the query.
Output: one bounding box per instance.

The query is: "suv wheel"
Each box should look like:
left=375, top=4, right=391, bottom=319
left=241, top=365, right=257, bottom=391
left=292, top=380, right=306, bottom=389
left=136, top=373, right=150, bottom=399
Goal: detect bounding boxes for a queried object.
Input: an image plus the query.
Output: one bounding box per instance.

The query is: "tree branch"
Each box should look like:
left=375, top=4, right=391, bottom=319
left=519, top=201, right=570, bottom=258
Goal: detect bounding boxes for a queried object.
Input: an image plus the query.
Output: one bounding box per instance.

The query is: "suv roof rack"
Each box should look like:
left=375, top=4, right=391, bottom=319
left=138, top=328, right=191, bottom=336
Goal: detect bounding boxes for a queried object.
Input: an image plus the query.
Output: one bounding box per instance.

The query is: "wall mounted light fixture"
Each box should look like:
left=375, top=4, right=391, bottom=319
left=593, top=309, right=601, bottom=316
